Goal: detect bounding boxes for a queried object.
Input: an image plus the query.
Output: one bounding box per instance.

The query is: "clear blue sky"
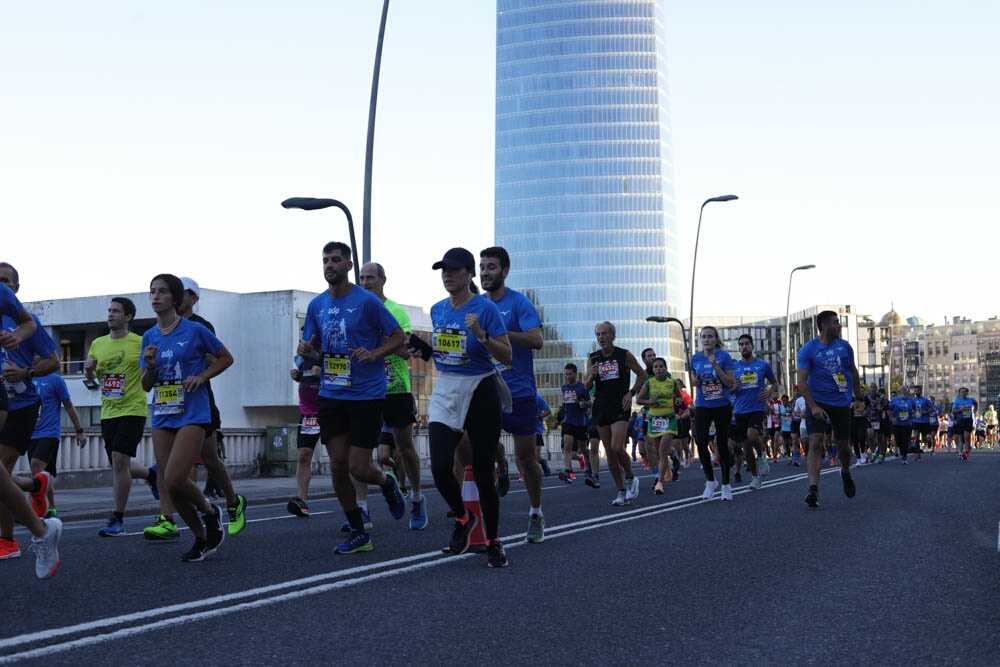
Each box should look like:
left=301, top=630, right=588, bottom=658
left=2, top=1, right=997, bottom=325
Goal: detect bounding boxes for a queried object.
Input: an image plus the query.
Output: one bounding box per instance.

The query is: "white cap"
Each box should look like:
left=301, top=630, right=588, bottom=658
left=180, top=277, right=200, bottom=297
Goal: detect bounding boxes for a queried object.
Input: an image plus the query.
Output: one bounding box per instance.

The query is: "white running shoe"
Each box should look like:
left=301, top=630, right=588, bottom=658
left=759, top=457, right=770, bottom=476
left=611, top=490, right=626, bottom=506
left=701, top=480, right=719, bottom=500
left=31, top=517, right=62, bottom=579
left=625, top=476, right=640, bottom=501
left=749, top=476, right=762, bottom=490
left=721, top=484, right=734, bottom=501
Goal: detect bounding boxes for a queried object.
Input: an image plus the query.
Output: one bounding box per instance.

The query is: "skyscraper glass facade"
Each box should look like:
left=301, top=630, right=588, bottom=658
left=495, top=0, right=681, bottom=403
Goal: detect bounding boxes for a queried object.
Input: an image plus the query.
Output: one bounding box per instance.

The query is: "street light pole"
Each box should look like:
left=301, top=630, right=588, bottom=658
left=688, top=194, right=738, bottom=357
left=784, top=264, right=816, bottom=394
left=280, top=197, right=361, bottom=284
left=645, top=315, right=692, bottom=376
left=362, top=0, right=390, bottom=266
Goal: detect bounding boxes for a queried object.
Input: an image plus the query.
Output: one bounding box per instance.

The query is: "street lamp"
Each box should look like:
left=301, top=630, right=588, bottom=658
left=281, top=197, right=361, bottom=284
left=362, top=0, right=390, bottom=266
left=689, top=194, right=738, bottom=357
left=784, top=264, right=816, bottom=394
left=646, top=316, right=692, bottom=377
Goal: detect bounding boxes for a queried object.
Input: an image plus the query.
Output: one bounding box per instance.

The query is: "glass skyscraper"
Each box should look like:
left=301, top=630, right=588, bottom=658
left=495, top=0, right=682, bottom=403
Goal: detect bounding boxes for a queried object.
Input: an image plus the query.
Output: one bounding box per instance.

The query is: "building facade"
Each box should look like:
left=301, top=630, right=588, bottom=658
left=495, top=0, right=682, bottom=406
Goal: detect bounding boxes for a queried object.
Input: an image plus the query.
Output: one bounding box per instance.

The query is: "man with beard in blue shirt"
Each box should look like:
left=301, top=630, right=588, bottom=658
left=732, top=334, right=779, bottom=491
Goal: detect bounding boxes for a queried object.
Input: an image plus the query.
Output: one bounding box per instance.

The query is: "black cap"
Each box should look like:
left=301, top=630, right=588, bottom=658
left=432, top=247, right=476, bottom=276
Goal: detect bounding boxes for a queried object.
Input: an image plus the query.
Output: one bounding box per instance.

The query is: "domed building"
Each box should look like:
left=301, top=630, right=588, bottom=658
left=879, top=309, right=903, bottom=327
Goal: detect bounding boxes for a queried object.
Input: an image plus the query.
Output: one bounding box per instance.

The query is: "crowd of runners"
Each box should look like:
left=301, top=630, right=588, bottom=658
left=1, top=247, right=995, bottom=579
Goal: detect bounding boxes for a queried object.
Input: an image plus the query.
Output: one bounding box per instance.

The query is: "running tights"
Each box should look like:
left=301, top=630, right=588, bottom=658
left=429, top=376, right=502, bottom=540
left=693, top=405, right=733, bottom=485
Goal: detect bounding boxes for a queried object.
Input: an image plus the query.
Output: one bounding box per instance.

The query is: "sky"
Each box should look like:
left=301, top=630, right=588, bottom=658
left=2, top=1, right=997, bottom=326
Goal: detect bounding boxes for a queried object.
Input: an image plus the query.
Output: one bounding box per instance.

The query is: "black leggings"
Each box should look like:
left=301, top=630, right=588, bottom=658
left=429, top=376, right=502, bottom=540
left=693, top=405, right=733, bottom=485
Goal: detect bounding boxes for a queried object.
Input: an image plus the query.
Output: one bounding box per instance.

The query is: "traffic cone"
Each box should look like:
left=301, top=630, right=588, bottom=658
left=461, top=465, right=488, bottom=553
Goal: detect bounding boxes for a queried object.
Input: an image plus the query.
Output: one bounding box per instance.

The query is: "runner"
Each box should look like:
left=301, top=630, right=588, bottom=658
left=691, top=326, right=737, bottom=501
left=585, top=321, right=646, bottom=506
left=0, top=277, right=61, bottom=578
left=20, top=369, right=87, bottom=517
left=479, top=246, right=546, bottom=543
left=789, top=387, right=805, bottom=466
left=359, top=262, right=428, bottom=530
left=287, top=356, right=321, bottom=517
left=635, top=357, right=678, bottom=494
left=297, top=243, right=406, bottom=555
left=731, top=334, right=778, bottom=491
left=408, top=246, right=511, bottom=567
left=911, top=386, right=933, bottom=460
left=950, top=387, right=976, bottom=460
left=141, top=274, right=234, bottom=561
left=889, top=385, right=915, bottom=464
left=558, top=363, right=590, bottom=483
left=639, top=347, right=660, bottom=475
left=84, top=297, right=161, bottom=537
left=675, top=379, right=693, bottom=467
left=796, top=310, right=862, bottom=508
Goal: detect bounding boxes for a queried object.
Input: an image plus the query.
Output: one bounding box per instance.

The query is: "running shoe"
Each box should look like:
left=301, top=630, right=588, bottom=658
left=147, top=464, right=160, bottom=501
left=45, top=509, right=58, bottom=518
left=653, top=480, right=664, bottom=495
left=701, top=480, right=719, bottom=500
left=0, top=537, right=21, bottom=560
left=720, top=484, right=733, bottom=501
left=671, top=468, right=679, bottom=483
left=625, top=476, right=640, bottom=501
left=584, top=475, right=600, bottom=489
left=805, top=486, right=819, bottom=508
left=340, top=508, right=373, bottom=533
left=287, top=497, right=311, bottom=517
left=181, top=538, right=208, bottom=562
left=409, top=497, right=428, bottom=530
left=382, top=472, right=406, bottom=520
left=29, top=471, right=51, bottom=517
left=558, top=469, right=573, bottom=483
left=611, top=490, right=626, bottom=506
left=227, top=494, right=247, bottom=535
left=487, top=539, right=509, bottom=568
left=525, top=513, right=545, bottom=543
left=203, top=504, right=224, bottom=556
left=759, top=456, right=770, bottom=476
left=144, top=515, right=180, bottom=541
left=842, top=472, right=856, bottom=498
left=749, top=476, right=762, bottom=490
left=30, top=517, right=62, bottom=579
left=539, top=459, right=551, bottom=477
left=98, top=514, right=126, bottom=537
left=334, top=530, right=373, bottom=554
left=449, top=512, right=478, bottom=555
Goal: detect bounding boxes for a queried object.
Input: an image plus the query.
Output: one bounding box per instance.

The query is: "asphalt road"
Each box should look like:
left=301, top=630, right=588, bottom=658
left=2, top=451, right=998, bottom=666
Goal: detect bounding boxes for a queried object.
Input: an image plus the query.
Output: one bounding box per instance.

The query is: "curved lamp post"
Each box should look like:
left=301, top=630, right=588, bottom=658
left=784, top=264, right=816, bottom=393
left=281, top=197, right=361, bottom=284
left=688, top=194, right=738, bottom=356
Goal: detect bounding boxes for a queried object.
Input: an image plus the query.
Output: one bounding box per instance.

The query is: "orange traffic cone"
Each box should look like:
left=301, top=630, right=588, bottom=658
left=461, top=465, right=488, bottom=553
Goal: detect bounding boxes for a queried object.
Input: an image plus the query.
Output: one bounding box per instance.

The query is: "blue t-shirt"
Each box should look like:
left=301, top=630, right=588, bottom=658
left=140, top=318, right=224, bottom=429
left=535, top=394, right=549, bottom=435
left=302, top=285, right=401, bottom=401
left=31, top=374, right=71, bottom=439
left=912, top=396, right=932, bottom=424
left=490, top=288, right=542, bottom=399
left=0, top=284, right=23, bottom=320
left=951, top=397, right=977, bottom=422
left=732, top=357, right=777, bottom=415
left=429, top=294, right=507, bottom=375
left=691, top=349, right=735, bottom=408
left=561, top=381, right=590, bottom=427
left=2, top=313, right=58, bottom=411
left=797, top=337, right=856, bottom=408
left=889, top=396, right=915, bottom=425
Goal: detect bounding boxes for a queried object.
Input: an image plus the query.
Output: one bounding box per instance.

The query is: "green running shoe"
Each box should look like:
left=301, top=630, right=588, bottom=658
left=227, top=494, right=247, bottom=536
left=144, top=514, right=180, bottom=541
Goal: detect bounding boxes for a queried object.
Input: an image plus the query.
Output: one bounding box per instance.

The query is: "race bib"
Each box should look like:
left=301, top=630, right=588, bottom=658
left=702, top=380, right=723, bottom=401
left=740, top=372, right=759, bottom=388
left=650, top=416, right=674, bottom=433
left=301, top=414, right=320, bottom=435
left=384, top=358, right=394, bottom=383
left=153, top=382, right=185, bottom=416
left=102, top=374, right=126, bottom=400
left=870, top=421, right=880, bottom=431
left=832, top=372, right=848, bottom=392
left=597, top=360, right=620, bottom=381
left=490, top=355, right=511, bottom=371
left=323, top=354, right=352, bottom=387
left=432, top=328, right=468, bottom=366
left=563, top=389, right=577, bottom=404
left=898, top=411, right=909, bottom=420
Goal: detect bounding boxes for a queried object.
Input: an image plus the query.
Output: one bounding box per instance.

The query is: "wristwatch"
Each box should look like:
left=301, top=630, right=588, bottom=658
left=27, top=368, right=36, bottom=379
